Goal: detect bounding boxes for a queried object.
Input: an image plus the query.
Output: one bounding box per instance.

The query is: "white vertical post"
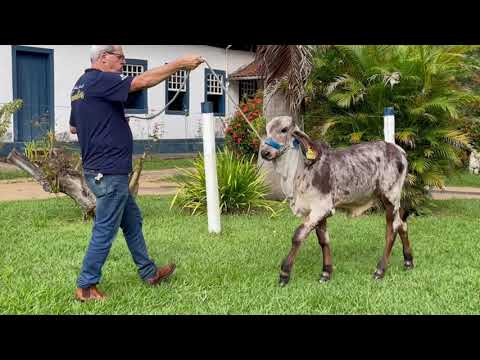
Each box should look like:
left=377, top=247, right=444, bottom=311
left=201, top=102, right=221, bottom=234
left=384, top=107, right=395, bottom=144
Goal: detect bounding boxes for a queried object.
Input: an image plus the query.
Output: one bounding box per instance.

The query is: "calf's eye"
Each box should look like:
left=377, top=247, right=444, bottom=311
left=281, top=128, right=288, bottom=133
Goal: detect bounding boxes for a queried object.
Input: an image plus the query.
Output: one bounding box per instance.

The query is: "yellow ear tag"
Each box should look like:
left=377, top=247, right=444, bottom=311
left=306, top=146, right=317, bottom=160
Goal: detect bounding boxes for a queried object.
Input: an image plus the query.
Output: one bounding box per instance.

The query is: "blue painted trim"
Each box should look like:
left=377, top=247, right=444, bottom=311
left=384, top=107, right=394, bottom=116
left=132, top=138, right=225, bottom=155
left=11, top=46, right=55, bottom=142
left=201, top=102, right=214, bottom=113
left=49, top=49, right=55, bottom=135
left=204, top=68, right=226, bottom=116
left=165, top=67, right=190, bottom=115
left=12, top=46, right=53, bottom=54
left=0, top=139, right=226, bottom=157
left=11, top=46, right=17, bottom=141
left=125, top=108, right=147, bottom=115
left=125, top=58, right=148, bottom=114
left=126, top=58, right=147, bottom=66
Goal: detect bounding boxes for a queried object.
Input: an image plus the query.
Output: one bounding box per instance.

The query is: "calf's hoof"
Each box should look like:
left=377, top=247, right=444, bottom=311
left=404, top=260, right=414, bottom=270
left=373, top=270, right=385, bottom=280
left=279, top=273, right=290, bottom=287
left=319, top=271, right=331, bottom=283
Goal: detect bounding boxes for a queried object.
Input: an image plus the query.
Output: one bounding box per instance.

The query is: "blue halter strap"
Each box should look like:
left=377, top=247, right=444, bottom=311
left=264, top=137, right=283, bottom=150
left=265, top=137, right=300, bottom=152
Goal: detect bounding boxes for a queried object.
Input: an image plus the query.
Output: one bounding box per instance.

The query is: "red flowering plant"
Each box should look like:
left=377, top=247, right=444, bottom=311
left=224, top=91, right=266, bottom=159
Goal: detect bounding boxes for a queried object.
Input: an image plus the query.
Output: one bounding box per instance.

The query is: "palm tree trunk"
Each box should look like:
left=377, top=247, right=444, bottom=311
left=257, top=89, right=297, bottom=200
left=255, top=45, right=312, bottom=200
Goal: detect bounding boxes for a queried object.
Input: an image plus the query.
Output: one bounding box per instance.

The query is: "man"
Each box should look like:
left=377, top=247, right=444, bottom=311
left=70, top=45, right=203, bottom=302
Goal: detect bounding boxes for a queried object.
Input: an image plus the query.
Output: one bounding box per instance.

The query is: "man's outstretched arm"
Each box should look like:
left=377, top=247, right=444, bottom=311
left=130, top=55, right=203, bottom=93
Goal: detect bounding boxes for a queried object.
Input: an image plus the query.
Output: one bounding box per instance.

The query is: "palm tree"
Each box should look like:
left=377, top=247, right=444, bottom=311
left=254, top=45, right=314, bottom=199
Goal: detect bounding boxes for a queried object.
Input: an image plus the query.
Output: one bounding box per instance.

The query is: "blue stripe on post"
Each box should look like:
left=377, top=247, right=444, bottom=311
left=202, top=102, right=214, bottom=114
left=384, top=107, right=394, bottom=116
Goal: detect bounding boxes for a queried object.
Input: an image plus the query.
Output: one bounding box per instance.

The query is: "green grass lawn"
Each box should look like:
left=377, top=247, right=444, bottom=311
left=142, top=157, right=196, bottom=171
left=0, top=170, right=30, bottom=180
left=0, top=157, right=194, bottom=181
left=445, top=169, right=480, bottom=187
left=1, top=196, right=480, bottom=315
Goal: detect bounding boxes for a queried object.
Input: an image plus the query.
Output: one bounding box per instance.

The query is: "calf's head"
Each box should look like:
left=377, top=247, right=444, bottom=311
left=260, top=116, right=317, bottom=161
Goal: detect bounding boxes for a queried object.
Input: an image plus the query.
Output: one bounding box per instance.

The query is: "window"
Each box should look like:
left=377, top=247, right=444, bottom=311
left=239, top=80, right=258, bottom=102
left=204, top=69, right=225, bottom=116
left=166, top=69, right=189, bottom=115
left=123, top=59, right=148, bottom=114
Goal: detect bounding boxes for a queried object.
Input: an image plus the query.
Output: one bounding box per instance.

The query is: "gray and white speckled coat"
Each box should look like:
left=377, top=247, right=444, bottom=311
left=260, top=116, right=414, bottom=285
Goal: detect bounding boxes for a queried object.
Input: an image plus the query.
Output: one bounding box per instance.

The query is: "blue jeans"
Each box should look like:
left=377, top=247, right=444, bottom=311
left=77, top=171, right=157, bottom=288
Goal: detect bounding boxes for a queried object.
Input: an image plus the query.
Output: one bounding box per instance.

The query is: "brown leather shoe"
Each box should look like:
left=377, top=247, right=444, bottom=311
left=147, top=263, right=176, bottom=285
left=75, top=285, right=106, bottom=302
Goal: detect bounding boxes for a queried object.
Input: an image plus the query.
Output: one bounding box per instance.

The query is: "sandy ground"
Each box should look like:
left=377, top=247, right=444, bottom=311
left=0, top=162, right=18, bottom=171
left=0, top=169, right=183, bottom=202
left=2, top=166, right=480, bottom=202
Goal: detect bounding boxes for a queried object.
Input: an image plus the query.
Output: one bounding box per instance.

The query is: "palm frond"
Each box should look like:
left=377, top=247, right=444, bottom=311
left=437, top=129, right=471, bottom=149
left=304, top=44, right=476, bottom=211
left=395, top=129, right=416, bottom=149
left=256, top=45, right=314, bottom=114
left=350, top=131, right=364, bottom=143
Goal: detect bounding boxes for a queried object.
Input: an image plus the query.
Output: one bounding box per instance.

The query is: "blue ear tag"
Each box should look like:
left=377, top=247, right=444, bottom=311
left=293, top=139, right=300, bottom=149
left=265, top=138, right=282, bottom=150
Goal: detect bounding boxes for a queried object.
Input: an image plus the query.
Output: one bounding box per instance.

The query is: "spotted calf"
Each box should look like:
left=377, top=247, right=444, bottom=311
left=260, top=116, right=414, bottom=286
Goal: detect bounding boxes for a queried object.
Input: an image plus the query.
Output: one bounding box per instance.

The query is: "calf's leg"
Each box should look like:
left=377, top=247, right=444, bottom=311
left=279, top=223, right=314, bottom=286
left=374, top=201, right=397, bottom=280
left=315, top=218, right=333, bottom=282
left=398, top=209, right=414, bottom=270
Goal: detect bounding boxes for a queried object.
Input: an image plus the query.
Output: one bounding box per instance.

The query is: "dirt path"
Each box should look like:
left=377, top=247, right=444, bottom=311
left=430, top=187, right=480, bottom=200
left=0, top=162, right=18, bottom=171
left=2, top=167, right=480, bottom=202
left=0, top=168, right=186, bottom=202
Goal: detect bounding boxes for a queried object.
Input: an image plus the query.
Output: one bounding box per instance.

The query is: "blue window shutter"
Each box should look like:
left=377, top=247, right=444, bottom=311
left=125, top=58, right=148, bottom=114
left=183, top=78, right=190, bottom=114
left=204, top=68, right=209, bottom=109
left=204, top=68, right=225, bottom=116
left=219, top=69, right=226, bottom=116
left=165, top=67, right=189, bottom=115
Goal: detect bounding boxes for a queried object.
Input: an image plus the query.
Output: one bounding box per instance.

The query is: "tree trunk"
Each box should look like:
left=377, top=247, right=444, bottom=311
left=128, top=152, right=146, bottom=196
left=258, top=89, right=297, bottom=201
left=7, top=149, right=145, bottom=220
left=7, top=148, right=96, bottom=218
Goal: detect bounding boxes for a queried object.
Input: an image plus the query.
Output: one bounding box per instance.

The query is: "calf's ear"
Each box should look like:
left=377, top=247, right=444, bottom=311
left=292, top=129, right=320, bottom=164
left=292, top=129, right=315, bottom=151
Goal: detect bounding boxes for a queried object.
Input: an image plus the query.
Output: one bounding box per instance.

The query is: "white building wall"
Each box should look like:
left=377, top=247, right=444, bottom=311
left=0, top=45, right=254, bottom=143
left=0, top=46, right=14, bottom=142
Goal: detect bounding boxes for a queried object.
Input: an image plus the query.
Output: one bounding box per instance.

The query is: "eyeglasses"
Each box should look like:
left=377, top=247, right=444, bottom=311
left=105, top=51, right=125, bottom=61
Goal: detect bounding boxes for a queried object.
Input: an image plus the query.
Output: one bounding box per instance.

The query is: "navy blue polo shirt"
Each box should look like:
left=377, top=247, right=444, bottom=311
left=69, top=69, right=134, bottom=175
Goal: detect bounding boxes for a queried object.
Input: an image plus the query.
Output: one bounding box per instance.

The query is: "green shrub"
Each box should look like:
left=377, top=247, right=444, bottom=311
left=0, top=100, right=23, bottom=147
left=224, top=92, right=266, bottom=159
left=24, top=131, right=81, bottom=193
left=304, top=45, right=480, bottom=211
left=170, top=147, right=282, bottom=216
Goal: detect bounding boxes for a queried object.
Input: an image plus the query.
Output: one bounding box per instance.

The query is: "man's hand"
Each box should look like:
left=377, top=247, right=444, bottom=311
left=70, top=126, right=77, bottom=134
left=177, top=55, right=204, bottom=71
